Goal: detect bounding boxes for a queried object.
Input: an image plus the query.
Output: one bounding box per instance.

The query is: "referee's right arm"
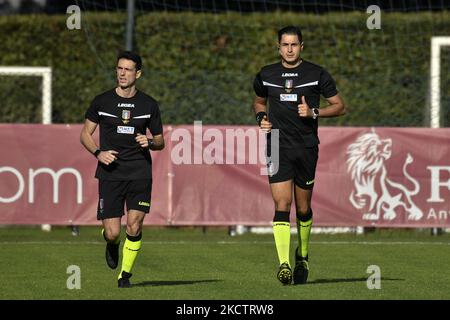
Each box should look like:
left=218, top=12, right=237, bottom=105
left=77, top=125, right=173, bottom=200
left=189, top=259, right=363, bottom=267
left=80, top=119, right=99, bottom=155
left=253, top=96, right=267, bottom=115
left=253, top=96, right=271, bottom=133
left=253, top=72, right=268, bottom=115
left=80, top=119, right=117, bottom=165
left=253, top=72, right=271, bottom=132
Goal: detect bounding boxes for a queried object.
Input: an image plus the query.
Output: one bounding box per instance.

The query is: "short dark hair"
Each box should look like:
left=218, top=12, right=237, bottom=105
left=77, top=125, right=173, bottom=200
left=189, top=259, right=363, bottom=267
left=117, top=51, right=142, bottom=71
left=277, top=26, right=303, bottom=43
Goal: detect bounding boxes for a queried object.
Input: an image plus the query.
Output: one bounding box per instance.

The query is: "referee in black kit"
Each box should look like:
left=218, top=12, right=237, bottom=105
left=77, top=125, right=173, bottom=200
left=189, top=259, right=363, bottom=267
left=80, top=51, right=165, bottom=288
left=253, top=26, right=346, bottom=285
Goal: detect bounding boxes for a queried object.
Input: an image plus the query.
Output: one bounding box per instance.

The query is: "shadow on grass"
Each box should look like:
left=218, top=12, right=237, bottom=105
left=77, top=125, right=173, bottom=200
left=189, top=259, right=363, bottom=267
left=133, top=279, right=222, bottom=287
left=304, top=277, right=405, bottom=285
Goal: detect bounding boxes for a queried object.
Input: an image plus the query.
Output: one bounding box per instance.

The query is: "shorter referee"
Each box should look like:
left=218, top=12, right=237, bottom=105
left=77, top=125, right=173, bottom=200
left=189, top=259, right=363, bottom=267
left=80, top=51, right=165, bottom=288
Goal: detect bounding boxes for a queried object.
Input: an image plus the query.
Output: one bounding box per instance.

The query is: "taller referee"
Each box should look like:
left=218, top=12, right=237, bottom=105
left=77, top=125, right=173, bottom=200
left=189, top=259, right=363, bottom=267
left=80, top=51, right=165, bottom=288
left=253, top=26, right=346, bottom=285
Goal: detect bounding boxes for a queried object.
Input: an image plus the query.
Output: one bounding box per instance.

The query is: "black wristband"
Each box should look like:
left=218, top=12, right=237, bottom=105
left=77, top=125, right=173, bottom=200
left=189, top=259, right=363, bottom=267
left=256, top=112, right=267, bottom=126
left=93, top=149, right=101, bottom=158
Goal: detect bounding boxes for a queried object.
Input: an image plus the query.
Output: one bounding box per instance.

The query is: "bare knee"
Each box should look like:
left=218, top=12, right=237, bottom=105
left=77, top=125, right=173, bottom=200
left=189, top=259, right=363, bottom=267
left=296, top=206, right=313, bottom=222
left=126, top=221, right=143, bottom=236
left=104, top=227, right=120, bottom=241
left=297, top=205, right=310, bottom=216
left=275, top=199, right=292, bottom=212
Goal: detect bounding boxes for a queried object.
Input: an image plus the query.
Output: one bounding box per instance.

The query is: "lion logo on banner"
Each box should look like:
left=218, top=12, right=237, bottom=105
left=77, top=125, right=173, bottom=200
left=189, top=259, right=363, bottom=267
left=346, top=130, right=423, bottom=221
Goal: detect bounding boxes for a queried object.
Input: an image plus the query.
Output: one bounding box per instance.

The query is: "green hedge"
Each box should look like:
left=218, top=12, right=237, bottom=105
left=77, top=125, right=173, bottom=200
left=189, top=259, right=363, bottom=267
left=1, top=11, right=449, bottom=126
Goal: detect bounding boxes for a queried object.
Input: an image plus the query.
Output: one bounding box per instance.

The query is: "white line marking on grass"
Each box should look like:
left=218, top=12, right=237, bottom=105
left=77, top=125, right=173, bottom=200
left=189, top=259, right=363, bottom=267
left=217, top=241, right=450, bottom=246
left=313, top=241, right=450, bottom=246
left=0, top=240, right=449, bottom=245
left=0, top=241, right=104, bottom=245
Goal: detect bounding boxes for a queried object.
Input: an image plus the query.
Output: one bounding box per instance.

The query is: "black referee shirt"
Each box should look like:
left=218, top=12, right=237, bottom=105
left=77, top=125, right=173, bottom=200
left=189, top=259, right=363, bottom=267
left=253, top=60, right=338, bottom=148
left=85, top=88, right=163, bottom=181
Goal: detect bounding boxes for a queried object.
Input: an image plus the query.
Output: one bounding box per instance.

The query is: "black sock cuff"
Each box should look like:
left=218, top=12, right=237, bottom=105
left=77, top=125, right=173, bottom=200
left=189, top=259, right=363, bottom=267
left=273, top=211, right=290, bottom=222
left=297, top=209, right=313, bottom=222
left=126, top=232, right=142, bottom=242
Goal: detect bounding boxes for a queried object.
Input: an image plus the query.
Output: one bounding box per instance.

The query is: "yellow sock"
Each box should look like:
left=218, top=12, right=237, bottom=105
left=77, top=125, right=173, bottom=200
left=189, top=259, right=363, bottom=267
left=273, top=221, right=291, bottom=266
left=297, top=212, right=313, bottom=258
left=118, top=233, right=142, bottom=279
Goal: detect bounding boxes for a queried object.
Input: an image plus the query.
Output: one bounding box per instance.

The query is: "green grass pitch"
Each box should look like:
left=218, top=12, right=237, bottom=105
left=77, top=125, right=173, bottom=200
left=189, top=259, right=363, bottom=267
left=0, top=226, right=449, bottom=300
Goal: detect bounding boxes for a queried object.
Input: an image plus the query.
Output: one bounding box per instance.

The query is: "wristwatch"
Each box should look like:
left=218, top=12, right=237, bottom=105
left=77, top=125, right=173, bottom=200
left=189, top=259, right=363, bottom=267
left=312, top=108, right=319, bottom=120
left=93, top=149, right=101, bottom=158
left=147, top=139, right=154, bottom=150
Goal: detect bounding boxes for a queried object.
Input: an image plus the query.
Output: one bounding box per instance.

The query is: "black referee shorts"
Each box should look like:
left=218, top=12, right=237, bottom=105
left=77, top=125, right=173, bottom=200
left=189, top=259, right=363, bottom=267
left=268, top=146, right=318, bottom=190
left=97, top=179, right=152, bottom=220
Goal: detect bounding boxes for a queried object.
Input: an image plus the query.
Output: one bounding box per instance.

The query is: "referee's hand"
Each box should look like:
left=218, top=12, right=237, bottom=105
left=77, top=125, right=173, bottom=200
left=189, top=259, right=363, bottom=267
left=97, top=150, right=118, bottom=165
left=135, top=133, right=149, bottom=148
left=260, top=115, right=272, bottom=133
left=298, top=96, right=311, bottom=118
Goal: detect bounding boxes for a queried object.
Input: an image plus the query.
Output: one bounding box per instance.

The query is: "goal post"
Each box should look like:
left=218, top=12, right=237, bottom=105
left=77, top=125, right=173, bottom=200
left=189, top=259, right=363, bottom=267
left=430, top=36, right=450, bottom=129
left=0, top=66, right=52, bottom=124
left=0, top=67, right=53, bottom=231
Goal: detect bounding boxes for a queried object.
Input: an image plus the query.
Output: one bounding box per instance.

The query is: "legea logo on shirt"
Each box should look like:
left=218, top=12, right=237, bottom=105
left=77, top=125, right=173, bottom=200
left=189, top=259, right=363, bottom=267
left=282, top=73, right=298, bottom=77
left=117, top=103, right=135, bottom=108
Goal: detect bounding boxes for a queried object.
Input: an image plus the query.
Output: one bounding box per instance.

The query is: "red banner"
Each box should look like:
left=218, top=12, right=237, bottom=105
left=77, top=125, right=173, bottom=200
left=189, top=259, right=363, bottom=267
left=0, top=124, right=449, bottom=227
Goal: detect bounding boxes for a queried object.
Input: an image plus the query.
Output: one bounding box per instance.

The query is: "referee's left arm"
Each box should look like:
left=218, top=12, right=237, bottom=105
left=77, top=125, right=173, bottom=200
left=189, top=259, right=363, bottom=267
left=315, top=69, right=346, bottom=118
left=316, top=94, right=346, bottom=118
left=149, top=134, right=165, bottom=151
